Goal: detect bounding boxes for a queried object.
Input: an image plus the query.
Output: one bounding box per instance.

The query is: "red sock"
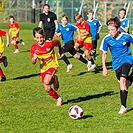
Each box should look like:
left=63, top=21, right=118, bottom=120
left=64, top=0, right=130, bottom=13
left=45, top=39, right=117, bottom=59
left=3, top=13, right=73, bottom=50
left=0, top=57, right=4, bottom=63
left=48, top=89, right=59, bottom=99
left=14, top=44, right=18, bottom=49
left=0, top=68, right=5, bottom=77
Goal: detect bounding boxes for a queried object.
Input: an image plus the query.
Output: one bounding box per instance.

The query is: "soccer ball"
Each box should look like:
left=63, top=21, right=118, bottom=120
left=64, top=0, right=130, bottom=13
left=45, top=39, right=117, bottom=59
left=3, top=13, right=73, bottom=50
left=68, top=105, right=83, bottom=119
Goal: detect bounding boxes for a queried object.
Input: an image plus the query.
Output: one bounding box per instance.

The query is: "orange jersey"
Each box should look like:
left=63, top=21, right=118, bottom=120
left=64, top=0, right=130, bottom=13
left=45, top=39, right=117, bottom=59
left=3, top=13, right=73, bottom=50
left=76, top=21, right=92, bottom=43
left=8, top=22, right=20, bottom=40
left=30, top=40, right=59, bottom=73
left=0, top=30, right=7, bottom=54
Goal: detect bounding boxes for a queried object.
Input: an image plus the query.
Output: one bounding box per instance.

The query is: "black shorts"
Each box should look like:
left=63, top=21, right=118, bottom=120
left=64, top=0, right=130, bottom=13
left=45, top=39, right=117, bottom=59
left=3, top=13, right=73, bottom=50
left=115, top=63, right=132, bottom=80
left=44, top=29, right=55, bottom=40
left=62, top=40, right=77, bottom=56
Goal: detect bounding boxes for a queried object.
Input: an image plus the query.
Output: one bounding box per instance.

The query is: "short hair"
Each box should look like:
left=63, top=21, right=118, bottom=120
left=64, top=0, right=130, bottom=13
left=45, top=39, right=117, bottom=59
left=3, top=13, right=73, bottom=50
left=61, top=14, right=68, bottom=21
left=119, top=8, right=126, bottom=14
left=33, top=27, right=44, bottom=37
left=74, top=13, right=82, bottom=21
left=43, top=4, right=50, bottom=8
left=9, top=15, right=14, bottom=19
left=87, top=9, right=94, bottom=15
left=106, top=17, right=120, bottom=29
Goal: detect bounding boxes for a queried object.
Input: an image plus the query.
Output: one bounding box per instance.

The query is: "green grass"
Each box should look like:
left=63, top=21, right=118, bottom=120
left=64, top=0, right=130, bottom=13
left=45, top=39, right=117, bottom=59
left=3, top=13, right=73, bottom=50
left=0, top=23, right=133, bottom=133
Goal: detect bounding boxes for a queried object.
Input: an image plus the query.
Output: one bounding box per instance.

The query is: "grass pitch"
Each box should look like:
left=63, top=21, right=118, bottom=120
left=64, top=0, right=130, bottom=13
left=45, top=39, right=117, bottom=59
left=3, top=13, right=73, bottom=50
left=0, top=23, right=133, bottom=133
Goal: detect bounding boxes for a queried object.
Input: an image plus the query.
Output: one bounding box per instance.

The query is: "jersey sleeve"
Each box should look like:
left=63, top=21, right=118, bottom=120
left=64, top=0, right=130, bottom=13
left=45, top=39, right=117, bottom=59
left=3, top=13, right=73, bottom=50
left=52, top=40, right=59, bottom=47
left=30, top=45, right=36, bottom=58
left=0, top=30, right=6, bottom=36
left=52, top=12, right=57, bottom=21
left=71, top=24, right=78, bottom=31
left=100, top=36, right=109, bottom=53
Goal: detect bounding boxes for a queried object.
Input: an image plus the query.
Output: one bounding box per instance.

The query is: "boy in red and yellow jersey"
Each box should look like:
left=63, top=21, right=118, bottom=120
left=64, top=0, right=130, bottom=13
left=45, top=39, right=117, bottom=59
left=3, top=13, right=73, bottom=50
left=0, top=29, right=9, bottom=81
left=30, top=27, right=63, bottom=106
left=74, top=13, right=96, bottom=71
left=8, top=15, right=24, bottom=53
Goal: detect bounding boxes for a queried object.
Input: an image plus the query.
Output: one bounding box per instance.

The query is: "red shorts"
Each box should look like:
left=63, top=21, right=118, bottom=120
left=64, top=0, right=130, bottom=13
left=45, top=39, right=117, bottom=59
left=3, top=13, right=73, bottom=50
left=12, top=36, right=18, bottom=41
left=40, top=68, right=56, bottom=83
left=76, top=40, right=92, bottom=51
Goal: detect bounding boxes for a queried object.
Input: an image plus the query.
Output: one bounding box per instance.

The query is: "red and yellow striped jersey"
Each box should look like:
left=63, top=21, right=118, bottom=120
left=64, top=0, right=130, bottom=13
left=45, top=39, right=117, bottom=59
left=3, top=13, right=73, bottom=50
left=30, top=40, right=59, bottom=73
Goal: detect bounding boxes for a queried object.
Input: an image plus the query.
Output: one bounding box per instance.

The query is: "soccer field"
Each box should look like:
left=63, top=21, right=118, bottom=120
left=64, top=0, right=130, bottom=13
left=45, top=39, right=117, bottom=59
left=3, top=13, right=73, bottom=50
left=0, top=23, right=133, bottom=133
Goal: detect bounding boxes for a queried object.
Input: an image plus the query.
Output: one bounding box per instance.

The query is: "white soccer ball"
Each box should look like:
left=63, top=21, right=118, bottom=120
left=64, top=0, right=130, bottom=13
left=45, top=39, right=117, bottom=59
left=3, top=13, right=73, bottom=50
left=68, top=105, right=83, bottom=119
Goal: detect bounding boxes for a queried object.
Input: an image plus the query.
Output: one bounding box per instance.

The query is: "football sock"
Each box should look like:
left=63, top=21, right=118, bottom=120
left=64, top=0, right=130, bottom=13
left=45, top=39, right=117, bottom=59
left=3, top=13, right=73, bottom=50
left=14, top=44, right=18, bottom=49
left=89, top=58, right=95, bottom=65
left=61, top=55, right=70, bottom=65
left=48, top=89, right=59, bottom=99
left=78, top=55, right=87, bottom=64
left=120, top=90, right=128, bottom=108
left=0, top=57, right=4, bottom=63
left=0, top=68, right=5, bottom=77
left=78, top=49, right=84, bottom=54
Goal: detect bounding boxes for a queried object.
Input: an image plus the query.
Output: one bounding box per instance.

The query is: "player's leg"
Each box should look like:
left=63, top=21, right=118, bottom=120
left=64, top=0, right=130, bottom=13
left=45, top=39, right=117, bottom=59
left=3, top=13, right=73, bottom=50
left=44, top=30, right=55, bottom=40
left=40, top=69, right=63, bottom=106
left=0, top=68, right=6, bottom=81
left=0, top=56, right=8, bottom=67
left=116, top=64, right=132, bottom=114
left=84, top=42, right=96, bottom=71
left=12, top=37, right=19, bottom=53
left=60, top=43, right=73, bottom=72
left=92, top=40, right=97, bottom=60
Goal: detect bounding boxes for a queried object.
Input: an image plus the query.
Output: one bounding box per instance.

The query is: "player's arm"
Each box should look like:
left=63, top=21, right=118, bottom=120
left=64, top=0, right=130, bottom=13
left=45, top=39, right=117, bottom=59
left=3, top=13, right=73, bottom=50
left=102, top=52, right=108, bottom=76
left=32, top=53, right=37, bottom=64
left=54, top=20, right=58, bottom=30
left=5, top=32, right=10, bottom=47
left=38, top=21, right=42, bottom=28
left=120, top=26, right=129, bottom=33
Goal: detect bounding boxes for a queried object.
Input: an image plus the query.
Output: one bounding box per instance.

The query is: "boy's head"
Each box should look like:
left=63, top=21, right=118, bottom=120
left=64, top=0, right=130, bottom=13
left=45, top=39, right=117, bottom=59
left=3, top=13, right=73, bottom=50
left=33, top=27, right=44, bottom=37
left=43, top=4, right=50, bottom=13
left=33, top=27, right=44, bottom=45
left=61, top=14, right=68, bottom=25
left=9, top=15, right=14, bottom=23
left=74, top=13, right=83, bottom=23
left=87, top=9, right=94, bottom=19
left=119, top=8, right=126, bottom=19
left=106, top=17, right=120, bottom=37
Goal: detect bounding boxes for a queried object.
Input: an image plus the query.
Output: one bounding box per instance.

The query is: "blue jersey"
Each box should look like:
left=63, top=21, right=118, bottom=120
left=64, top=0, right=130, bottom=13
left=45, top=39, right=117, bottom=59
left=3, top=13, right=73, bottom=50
left=87, top=18, right=102, bottom=41
left=55, top=23, right=78, bottom=44
left=100, top=33, right=133, bottom=70
left=119, top=18, right=129, bottom=33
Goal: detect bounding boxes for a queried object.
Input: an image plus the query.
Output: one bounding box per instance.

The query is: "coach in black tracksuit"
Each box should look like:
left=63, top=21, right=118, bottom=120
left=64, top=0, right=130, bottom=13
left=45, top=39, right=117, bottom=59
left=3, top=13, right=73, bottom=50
left=38, top=4, right=58, bottom=40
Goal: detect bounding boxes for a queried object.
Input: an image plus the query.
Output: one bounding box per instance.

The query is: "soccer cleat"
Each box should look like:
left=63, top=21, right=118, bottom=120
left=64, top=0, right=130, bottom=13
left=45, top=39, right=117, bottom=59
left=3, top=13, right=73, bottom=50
left=19, top=39, right=25, bottom=45
left=56, top=98, right=63, bottom=106
left=88, top=64, right=96, bottom=71
left=53, top=75, right=59, bottom=91
left=14, top=49, right=19, bottom=54
left=3, top=56, right=8, bottom=67
left=118, top=105, right=127, bottom=114
left=93, top=54, right=97, bottom=60
left=1, top=77, right=6, bottom=81
left=66, top=64, right=73, bottom=72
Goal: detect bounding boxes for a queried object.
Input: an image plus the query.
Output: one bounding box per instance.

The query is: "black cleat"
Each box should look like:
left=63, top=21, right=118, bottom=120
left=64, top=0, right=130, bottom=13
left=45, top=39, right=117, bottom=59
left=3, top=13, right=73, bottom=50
left=1, top=77, right=6, bottom=81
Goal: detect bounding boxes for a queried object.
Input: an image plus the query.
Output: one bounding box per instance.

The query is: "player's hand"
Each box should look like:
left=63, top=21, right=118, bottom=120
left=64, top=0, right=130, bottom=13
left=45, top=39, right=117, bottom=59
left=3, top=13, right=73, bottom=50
left=102, top=67, right=108, bottom=76
left=55, top=32, right=61, bottom=37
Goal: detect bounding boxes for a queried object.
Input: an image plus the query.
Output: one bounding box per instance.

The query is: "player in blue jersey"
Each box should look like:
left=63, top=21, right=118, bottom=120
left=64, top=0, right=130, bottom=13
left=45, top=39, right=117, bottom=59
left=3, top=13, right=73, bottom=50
left=87, top=9, right=102, bottom=60
left=55, top=14, right=90, bottom=72
left=100, top=17, right=133, bottom=114
left=119, top=8, right=129, bottom=33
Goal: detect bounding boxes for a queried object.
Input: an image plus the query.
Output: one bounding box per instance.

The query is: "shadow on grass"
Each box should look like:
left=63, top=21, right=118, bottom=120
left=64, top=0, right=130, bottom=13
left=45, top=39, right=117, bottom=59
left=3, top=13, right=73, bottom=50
left=81, top=115, right=93, bottom=119
left=11, top=73, right=40, bottom=80
left=63, top=91, right=118, bottom=105
left=127, top=108, right=133, bottom=112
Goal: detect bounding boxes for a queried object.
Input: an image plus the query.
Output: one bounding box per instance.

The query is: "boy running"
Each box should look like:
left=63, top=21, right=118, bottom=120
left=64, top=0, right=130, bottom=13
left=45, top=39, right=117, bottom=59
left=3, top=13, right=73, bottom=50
left=8, top=15, right=24, bottom=53
left=55, top=14, right=90, bottom=72
left=87, top=9, right=102, bottom=60
left=100, top=17, right=133, bottom=114
left=0, top=29, right=9, bottom=81
left=30, top=27, right=63, bottom=106
left=74, top=13, right=96, bottom=71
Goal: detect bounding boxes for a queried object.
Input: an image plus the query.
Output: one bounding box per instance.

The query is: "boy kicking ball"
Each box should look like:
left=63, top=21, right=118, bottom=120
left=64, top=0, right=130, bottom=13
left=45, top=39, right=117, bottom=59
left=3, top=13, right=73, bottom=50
left=30, top=27, right=63, bottom=106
